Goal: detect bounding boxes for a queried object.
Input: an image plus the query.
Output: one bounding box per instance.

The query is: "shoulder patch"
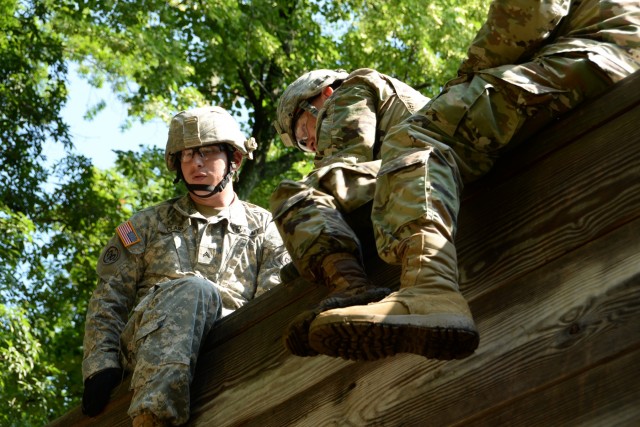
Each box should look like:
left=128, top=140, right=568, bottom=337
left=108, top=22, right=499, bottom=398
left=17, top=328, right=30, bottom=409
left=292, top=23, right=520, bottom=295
left=116, top=221, right=141, bottom=247
left=102, top=246, right=121, bottom=264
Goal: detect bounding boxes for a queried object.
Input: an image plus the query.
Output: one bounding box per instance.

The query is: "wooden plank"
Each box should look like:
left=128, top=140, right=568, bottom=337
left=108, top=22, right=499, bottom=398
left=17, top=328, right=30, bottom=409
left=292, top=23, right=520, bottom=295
left=457, top=349, right=640, bottom=427
left=187, top=217, right=640, bottom=426
left=46, top=383, right=132, bottom=427
left=457, top=103, right=640, bottom=300
left=203, top=256, right=402, bottom=352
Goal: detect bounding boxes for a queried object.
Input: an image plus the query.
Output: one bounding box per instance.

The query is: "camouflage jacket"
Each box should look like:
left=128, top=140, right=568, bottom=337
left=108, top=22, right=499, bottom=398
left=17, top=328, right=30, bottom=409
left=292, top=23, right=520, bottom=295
left=82, top=195, right=288, bottom=379
left=269, top=69, right=430, bottom=217
left=459, top=0, right=640, bottom=82
left=313, top=68, right=429, bottom=167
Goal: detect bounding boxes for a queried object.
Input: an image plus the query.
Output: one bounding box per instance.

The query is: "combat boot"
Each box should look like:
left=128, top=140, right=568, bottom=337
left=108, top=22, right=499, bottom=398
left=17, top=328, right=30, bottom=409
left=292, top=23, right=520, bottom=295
left=308, top=233, right=478, bottom=361
left=283, top=252, right=391, bottom=357
left=132, top=412, right=167, bottom=427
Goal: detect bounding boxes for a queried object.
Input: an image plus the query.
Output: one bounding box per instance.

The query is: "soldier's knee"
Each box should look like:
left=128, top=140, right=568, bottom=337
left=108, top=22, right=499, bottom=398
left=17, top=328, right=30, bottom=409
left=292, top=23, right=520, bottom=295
left=164, top=276, right=221, bottom=308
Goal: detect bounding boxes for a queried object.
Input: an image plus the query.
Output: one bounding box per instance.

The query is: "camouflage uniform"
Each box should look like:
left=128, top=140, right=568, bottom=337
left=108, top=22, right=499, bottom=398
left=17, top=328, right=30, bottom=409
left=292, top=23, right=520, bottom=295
left=82, top=195, right=288, bottom=424
left=374, top=0, right=640, bottom=263
left=273, top=1, right=639, bottom=276
left=270, top=68, right=429, bottom=279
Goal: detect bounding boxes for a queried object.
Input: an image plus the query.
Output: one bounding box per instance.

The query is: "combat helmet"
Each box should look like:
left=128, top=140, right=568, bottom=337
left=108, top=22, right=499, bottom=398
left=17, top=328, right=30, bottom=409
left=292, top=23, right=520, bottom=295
left=274, top=69, right=348, bottom=151
left=166, top=106, right=256, bottom=171
left=166, top=106, right=257, bottom=197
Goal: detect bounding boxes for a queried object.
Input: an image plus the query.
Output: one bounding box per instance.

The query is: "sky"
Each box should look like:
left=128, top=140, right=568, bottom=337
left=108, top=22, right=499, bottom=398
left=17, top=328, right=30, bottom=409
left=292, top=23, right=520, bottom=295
left=44, top=68, right=167, bottom=170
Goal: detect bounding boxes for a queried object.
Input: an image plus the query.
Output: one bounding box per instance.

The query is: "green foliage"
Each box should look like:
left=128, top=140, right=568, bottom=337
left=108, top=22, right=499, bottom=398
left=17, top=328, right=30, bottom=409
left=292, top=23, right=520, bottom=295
left=335, top=0, right=488, bottom=96
left=1, top=0, right=70, bottom=216
left=49, top=0, right=488, bottom=199
left=0, top=148, right=175, bottom=424
left=0, top=0, right=490, bottom=424
left=0, top=305, right=57, bottom=426
left=247, top=142, right=315, bottom=208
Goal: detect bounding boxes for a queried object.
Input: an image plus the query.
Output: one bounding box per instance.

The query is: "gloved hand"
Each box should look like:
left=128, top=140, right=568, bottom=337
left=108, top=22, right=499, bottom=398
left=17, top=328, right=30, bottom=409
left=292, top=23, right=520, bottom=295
left=279, top=262, right=300, bottom=283
left=81, top=367, right=123, bottom=417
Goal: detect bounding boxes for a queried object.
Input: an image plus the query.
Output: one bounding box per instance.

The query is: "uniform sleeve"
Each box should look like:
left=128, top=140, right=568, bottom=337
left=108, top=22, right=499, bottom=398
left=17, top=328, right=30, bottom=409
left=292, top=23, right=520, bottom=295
left=254, top=219, right=290, bottom=298
left=82, top=232, right=143, bottom=380
left=458, top=0, right=570, bottom=75
left=315, top=82, right=379, bottom=163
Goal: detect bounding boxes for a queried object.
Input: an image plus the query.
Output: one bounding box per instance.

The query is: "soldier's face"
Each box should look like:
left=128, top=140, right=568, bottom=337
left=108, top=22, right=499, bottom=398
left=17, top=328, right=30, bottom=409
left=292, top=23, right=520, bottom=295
left=294, top=111, right=318, bottom=152
left=180, top=144, right=231, bottom=188
left=293, top=86, right=334, bottom=153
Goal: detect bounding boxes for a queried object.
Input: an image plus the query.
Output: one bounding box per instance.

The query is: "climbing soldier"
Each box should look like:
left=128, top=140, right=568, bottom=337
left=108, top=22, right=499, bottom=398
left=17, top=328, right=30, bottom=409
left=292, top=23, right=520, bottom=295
left=273, top=0, right=639, bottom=362
left=271, top=68, right=432, bottom=357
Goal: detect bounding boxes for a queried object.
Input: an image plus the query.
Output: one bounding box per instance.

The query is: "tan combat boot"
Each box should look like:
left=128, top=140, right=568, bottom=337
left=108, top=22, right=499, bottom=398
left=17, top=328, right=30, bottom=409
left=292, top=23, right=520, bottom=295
left=132, top=412, right=167, bottom=427
left=283, top=252, right=391, bottom=357
left=308, top=233, right=478, bottom=361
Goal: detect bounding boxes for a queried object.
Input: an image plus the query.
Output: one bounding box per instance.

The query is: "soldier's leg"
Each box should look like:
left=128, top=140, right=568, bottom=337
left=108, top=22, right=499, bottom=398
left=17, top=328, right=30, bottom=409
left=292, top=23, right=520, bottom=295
left=125, top=277, right=221, bottom=425
left=308, top=55, right=612, bottom=361
left=308, top=128, right=478, bottom=361
left=270, top=165, right=391, bottom=356
left=270, top=177, right=361, bottom=281
left=435, top=55, right=613, bottom=183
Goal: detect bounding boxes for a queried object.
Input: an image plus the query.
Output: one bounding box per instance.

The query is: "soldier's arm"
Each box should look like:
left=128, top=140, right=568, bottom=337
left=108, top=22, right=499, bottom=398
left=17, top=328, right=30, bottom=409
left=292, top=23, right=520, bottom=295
left=459, top=0, right=570, bottom=75
left=82, top=232, right=142, bottom=381
left=254, top=219, right=290, bottom=298
left=315, top=82, right=379, bottom=161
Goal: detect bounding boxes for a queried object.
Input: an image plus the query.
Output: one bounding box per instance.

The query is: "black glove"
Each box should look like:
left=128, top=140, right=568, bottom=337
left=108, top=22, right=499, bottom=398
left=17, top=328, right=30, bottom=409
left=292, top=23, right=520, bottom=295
left=279, top=262, right=300, bottom=283
left=82, top=367, right=123, bottom=417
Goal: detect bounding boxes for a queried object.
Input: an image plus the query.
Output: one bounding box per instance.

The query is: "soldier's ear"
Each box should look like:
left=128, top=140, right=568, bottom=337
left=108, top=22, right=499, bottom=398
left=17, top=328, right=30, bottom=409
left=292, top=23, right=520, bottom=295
left=231, top=150, right=244, bottom=170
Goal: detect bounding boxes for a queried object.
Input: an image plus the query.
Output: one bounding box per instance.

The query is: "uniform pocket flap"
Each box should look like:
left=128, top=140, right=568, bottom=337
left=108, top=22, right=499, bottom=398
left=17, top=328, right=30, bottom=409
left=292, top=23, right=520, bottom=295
left=134, top=313, right=167, bottom=342
left=378, top=150, right=431, bottom=176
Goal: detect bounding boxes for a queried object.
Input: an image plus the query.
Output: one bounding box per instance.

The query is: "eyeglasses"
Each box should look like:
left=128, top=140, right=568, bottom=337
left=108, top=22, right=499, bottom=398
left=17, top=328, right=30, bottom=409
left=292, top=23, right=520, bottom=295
left=180, top=145, right=224, bottom=163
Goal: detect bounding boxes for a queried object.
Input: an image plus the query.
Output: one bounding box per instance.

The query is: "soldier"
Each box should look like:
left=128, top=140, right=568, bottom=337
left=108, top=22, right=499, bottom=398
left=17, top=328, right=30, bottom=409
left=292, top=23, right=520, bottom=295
left=271, top=68, right=431, bottom=357
left=81, top=106, right=289, bottom=426
left=275, top=0, right=640, bottom=362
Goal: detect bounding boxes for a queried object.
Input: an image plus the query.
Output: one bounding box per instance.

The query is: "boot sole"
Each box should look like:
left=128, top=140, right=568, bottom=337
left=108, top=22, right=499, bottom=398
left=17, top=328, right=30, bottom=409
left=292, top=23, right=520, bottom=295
left=284, top=309, right=320, bottom=357
left=283, top=288, right=392, bottom=357
left=308, top=313, right=479, bottom=361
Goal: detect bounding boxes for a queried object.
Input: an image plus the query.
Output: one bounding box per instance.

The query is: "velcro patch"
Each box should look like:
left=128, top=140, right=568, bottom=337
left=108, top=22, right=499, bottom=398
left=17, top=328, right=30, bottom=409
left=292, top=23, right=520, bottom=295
left=116, top=221, right=141, bottom=247
left=102, top=246, right=120, bottom=264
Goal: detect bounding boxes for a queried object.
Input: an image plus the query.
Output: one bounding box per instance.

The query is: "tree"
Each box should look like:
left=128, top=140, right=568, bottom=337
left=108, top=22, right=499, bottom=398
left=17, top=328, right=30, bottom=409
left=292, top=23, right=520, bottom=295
left=0, top=0, right=69, bottom=214
left=1, top=2, right=74, bottom=421
left=0, top=0, right=489, bottom=424
left=53, top=0, right=487, bottom=201
left=0, top=148, right=178, bottom=424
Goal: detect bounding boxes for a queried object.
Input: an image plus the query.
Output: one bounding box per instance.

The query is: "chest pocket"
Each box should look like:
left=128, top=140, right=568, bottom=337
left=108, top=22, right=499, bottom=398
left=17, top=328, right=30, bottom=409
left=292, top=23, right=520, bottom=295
left=145, top=221, right=194, bottom=279
left=196, top=222, right=254, bottom=285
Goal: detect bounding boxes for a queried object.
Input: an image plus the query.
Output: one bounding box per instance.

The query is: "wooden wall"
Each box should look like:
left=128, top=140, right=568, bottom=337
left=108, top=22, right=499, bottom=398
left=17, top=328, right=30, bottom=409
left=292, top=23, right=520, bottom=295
left=48, top=71, right=640, bottom=427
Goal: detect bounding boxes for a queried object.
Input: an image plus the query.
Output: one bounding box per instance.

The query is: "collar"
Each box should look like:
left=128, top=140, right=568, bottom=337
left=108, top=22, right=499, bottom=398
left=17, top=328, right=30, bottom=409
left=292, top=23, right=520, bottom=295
left=173, top=194, right=249, bottom=228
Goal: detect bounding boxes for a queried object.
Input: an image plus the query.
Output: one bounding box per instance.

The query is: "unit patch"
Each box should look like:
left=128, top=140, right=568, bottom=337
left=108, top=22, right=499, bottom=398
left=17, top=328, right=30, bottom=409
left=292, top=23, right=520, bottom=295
left=103, top=246, right=120, bottom=264
left=116, top=221, right=141, bottom=247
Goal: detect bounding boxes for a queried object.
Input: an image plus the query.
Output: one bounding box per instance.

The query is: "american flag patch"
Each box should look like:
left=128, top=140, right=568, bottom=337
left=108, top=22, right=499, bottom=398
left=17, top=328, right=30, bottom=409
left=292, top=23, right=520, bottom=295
left=116, top=221, right=141, bottom=247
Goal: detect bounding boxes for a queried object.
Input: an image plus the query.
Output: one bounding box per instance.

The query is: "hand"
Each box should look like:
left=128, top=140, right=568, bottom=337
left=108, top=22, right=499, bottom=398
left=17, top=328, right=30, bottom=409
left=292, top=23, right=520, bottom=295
left=81, top=368, right=123, bottom=417
left=279, top=262, right=300, bottom=282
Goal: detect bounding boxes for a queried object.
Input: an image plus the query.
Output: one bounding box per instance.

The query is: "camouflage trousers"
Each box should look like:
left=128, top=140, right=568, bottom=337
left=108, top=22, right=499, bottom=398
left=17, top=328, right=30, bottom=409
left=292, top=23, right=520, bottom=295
left=271, top=54, right=615, bottom=280
left=121, top=277, right=221, bottom=424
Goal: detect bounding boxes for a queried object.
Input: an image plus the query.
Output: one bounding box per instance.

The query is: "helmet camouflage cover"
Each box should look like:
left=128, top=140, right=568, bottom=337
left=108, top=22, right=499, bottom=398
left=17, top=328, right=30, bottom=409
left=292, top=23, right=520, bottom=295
left=274, top=69, right=349, bottom=150
left=165, top=106, right=257, bottom=171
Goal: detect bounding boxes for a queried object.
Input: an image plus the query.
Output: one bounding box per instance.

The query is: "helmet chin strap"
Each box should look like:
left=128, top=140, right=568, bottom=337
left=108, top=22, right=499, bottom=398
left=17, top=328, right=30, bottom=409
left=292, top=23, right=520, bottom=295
left=173, top=149, right=236, bottom=199
left=184, top=169, right=233, bottom=198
